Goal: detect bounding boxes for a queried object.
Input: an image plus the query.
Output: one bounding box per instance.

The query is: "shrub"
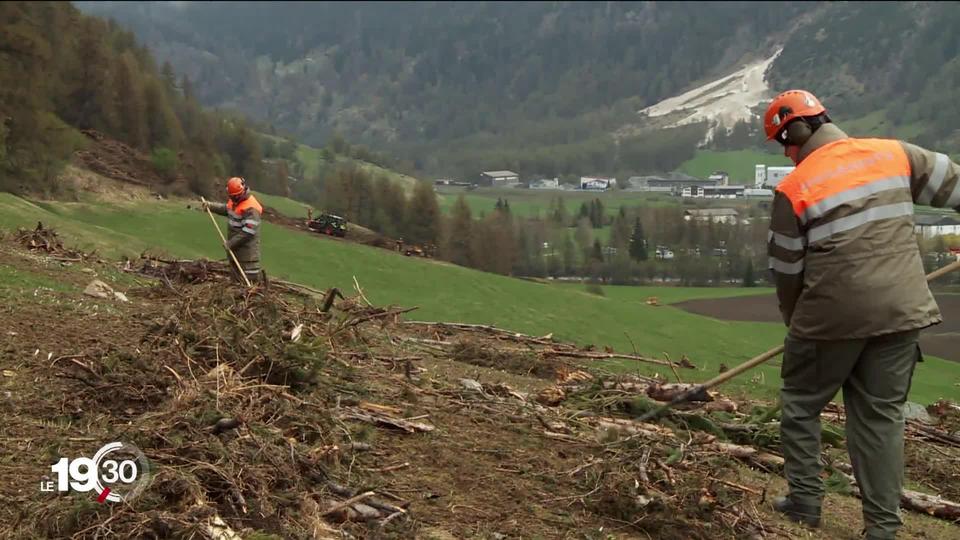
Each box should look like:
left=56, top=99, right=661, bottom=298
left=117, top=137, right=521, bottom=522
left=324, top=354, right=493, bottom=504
left=151, top=147, right=178, bottom=182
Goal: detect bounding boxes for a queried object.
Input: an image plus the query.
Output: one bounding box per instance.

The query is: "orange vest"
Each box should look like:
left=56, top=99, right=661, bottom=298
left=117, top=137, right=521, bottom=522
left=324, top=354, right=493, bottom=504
left=776, top=138, right=912, bottom=235
left=226, top=195, right=263, bottom=234
left=227, top=195, right=263, bottom=215
left=773, top=137, right=939, bottom=339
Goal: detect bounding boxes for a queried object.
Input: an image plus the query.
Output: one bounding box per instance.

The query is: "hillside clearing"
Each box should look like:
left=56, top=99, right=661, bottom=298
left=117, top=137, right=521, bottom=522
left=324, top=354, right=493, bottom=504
left=1, top=226, right=958, bottom=539
left=1, top=193, right=958, bottom=405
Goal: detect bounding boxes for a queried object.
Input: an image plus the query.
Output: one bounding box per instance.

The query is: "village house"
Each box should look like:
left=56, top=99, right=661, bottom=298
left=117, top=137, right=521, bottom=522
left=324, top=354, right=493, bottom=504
left=683, top=208, right=740, bottom=224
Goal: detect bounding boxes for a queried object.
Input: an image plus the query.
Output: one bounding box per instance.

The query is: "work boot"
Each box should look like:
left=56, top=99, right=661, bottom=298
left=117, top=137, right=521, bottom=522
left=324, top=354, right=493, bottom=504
left=773, top=496, right=821, bottom=528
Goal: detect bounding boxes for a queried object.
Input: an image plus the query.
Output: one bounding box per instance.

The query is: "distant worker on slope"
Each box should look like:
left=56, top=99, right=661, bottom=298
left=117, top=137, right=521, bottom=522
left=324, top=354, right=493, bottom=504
left=202, top=176, right=266, bottom=285
left=763, top=89, right=960, bottom=539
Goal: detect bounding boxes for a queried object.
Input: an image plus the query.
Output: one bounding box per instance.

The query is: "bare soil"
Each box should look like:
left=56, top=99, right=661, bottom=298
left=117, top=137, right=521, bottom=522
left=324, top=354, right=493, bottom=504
left=674, top=294, right=960, bottom=363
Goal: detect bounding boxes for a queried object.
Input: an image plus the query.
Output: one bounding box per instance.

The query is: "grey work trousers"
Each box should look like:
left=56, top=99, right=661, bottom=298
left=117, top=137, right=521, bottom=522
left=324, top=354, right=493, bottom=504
left=780, top=329, right=922, bottom=539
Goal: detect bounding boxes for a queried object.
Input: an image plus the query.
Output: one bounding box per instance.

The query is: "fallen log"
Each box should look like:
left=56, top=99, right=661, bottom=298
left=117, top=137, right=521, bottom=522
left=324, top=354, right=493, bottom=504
left=337, top=409, right=434, bottom=433
left=358, top=401, right=404, bottom=415
left=907, top=422, right=960, bottom=448
left=594, top=417, right=675, bottom=439
left=320, top=491, right=376, bottom=518
left=402, top=320, right=560, bottom=346
left=647, top=383, right=712, bottom=403
left=708, top=442, right=785, bottom=471
left=326, top=482, right=408, bottom=517
left=900, top=489, right=960, bottom=521
left=832, top=466, right=960, bottom=522
left=336, top=306, right=419, bottom=333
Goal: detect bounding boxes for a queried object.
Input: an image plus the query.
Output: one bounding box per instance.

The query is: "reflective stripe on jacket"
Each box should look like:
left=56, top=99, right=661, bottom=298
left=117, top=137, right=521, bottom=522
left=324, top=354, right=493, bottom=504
left=768, top=124, right=960, bottom=339
left=209, top=194, right=263, bottom=266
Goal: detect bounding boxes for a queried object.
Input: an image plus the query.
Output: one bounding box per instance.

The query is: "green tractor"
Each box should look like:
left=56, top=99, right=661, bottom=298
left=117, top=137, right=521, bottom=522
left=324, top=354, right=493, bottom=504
left=307, top=212, right=347, bottom=237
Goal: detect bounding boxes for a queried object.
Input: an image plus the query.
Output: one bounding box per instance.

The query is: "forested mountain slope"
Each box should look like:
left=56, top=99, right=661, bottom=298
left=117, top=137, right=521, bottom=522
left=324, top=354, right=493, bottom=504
left=74, top=1, right=806, bottom=178
left=78, top=2, right=960, bottom=179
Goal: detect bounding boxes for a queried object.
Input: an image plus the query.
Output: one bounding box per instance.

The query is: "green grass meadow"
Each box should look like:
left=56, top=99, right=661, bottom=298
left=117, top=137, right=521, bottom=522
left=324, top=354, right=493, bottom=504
left=1, top=192, right=957, bottom=404
left=678, top=149, right=791, bottom=183
left=294, top=144, right=419, bottom=194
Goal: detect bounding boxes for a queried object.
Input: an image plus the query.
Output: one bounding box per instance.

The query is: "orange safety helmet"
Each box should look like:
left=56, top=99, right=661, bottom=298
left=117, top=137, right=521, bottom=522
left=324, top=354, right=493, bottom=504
left=226, top=177, right=247, bottom=197
left=763, top=90, right=827, bottom=141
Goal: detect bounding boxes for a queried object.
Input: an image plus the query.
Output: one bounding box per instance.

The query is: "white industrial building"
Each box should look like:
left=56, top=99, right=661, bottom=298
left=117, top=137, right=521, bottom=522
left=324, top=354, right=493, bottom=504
left=529, top=177, right=560, bottom=190
left=580, top=176, right=617, bottom=191
left=755, top=164, right=795, bottom=189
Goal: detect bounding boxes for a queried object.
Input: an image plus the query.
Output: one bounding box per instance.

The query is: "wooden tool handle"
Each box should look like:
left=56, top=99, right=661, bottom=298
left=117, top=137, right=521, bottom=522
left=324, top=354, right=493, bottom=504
left=200, top=196, right=252, bottom=288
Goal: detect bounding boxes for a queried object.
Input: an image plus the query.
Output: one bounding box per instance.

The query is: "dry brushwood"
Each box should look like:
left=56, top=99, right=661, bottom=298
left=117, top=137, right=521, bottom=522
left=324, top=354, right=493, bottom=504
left=15, top=222, right=91, bottom=260
left=9, top=239, right=958, bottom=539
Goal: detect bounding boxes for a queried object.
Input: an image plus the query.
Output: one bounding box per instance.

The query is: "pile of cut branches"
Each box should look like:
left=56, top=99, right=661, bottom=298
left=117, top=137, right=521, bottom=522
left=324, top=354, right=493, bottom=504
left=25, top=281, right=418, bottom=539
left=14, top=222, right=91, bottom=260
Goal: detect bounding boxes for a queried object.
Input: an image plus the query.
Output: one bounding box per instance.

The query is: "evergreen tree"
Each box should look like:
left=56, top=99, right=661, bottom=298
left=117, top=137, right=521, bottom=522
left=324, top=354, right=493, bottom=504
left=272, top=160, right=291, bottom=197
left=114, top=51, right=147, bottom=150
left=552, top=195, right=569, bottom=225
left=578, top=202, right=590, bottom=221
left=609, top=207, right=632, bottom=250
left=591, top=239, right=604, bottom=263
left=444, top=195, right=474, bottom=266
left=66, top=18, right=117, bottom=133
left=160, top=61, right=179, bottom=98
left=561, top=231, right=577, bottom=275
left=374, top=177, right=406, bottom=237
left=404, top=180, right=441, bottom=244
left=743, top=257, right=756, bottom=287
left=180, top=74, right=195, bottom=101
left=629, top=217, right=648, bottom=261
left=144, top=76, right=184, bottom=149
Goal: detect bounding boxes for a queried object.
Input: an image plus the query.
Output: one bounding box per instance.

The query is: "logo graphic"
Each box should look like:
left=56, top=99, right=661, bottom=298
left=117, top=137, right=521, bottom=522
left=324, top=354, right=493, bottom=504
left=41, top=442, right=152, bottom=503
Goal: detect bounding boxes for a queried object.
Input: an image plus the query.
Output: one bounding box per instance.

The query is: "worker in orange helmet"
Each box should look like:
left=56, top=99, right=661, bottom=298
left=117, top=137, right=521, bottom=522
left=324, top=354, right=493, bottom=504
left=763, top=89, right=960, bottom=539
left=201, top=177, right=266, bottom=285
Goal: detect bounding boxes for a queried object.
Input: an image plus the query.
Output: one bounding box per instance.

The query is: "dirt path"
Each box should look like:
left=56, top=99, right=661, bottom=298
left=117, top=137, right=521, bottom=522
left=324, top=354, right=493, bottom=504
left=674, top=293, right=960, bottom=363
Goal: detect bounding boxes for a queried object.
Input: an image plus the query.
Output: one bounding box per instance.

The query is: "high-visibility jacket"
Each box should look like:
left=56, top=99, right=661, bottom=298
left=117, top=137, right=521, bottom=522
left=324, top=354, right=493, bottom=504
left=768, top=124, right=960, bottom=339
left=209, top=194, right=263, bottom=273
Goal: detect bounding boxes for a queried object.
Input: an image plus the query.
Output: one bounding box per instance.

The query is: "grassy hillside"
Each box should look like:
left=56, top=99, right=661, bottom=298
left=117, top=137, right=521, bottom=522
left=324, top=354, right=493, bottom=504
left=588, top=283, right=774, bottom=304
left=1, top=192, right=957, bottom=403
left=679, top=150, right=792, bottom=184
left=256, top=192, right=314, bottom=219
left=294, top=144, right=420, bottom=194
